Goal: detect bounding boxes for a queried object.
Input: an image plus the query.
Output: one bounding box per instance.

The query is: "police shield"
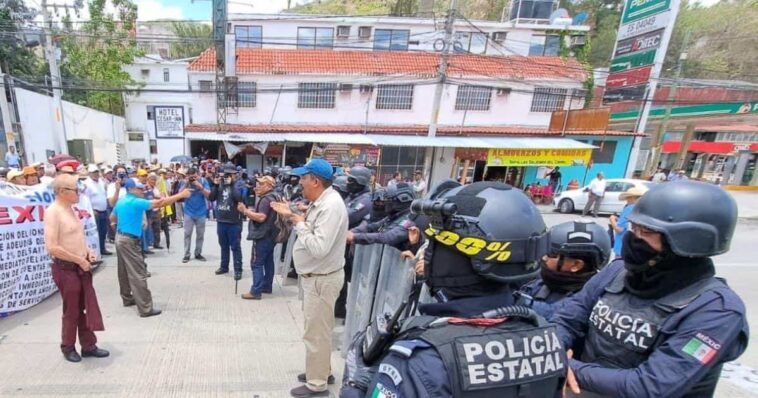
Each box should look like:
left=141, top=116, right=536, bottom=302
left=277, top=230, right=298, bottom=286
left=370, top=245, right=416, bottom=327
left=342, top=243, right=384, bottom=354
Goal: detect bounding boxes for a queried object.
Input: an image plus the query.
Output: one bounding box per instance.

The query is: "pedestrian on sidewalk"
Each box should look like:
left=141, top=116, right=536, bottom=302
left=239, top=175, right=279, bottom=299
left=44, top=173, right=108, bottom=363
left=582, top=172, right=606, bottom=218
left=179, top=167, right=210, bottom=263
left=209, top=165, right=246, bottom=280
left=271, top=159, right=348, bottom=398
left=110, top=179, right=190, bottom=317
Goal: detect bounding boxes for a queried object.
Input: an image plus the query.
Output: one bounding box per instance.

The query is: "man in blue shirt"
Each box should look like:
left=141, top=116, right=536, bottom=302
left=608, top=186, right=647, bottom=258
left=111, top=179, right=189, bottom=317
left=5, top=146, right=20, bottom=168
left=179, top=167, right=211, bottom=263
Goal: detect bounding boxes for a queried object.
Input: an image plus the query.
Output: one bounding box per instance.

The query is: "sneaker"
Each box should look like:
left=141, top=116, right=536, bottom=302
left=195, top=255, right=207, bottom=261
left=182, top=256, right=190, bottom=263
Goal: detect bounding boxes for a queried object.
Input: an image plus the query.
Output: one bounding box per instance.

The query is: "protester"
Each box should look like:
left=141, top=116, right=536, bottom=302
left=582, top=172, right=606, bottom=218
left=40, top=164, right=56, bottom=185
left=179, top=167, right=210, bottom=263
left=0, top=167, right=7, bottom=182
left=44, top=174, right=108, bottom=363
left=411, top=170, right=427, bottom=198
left=239, top=175, right=279, bottom=299
left=556, top=181, right=748, bottom=397
left=271, top=159, right=348, bottom=398
left=387, top=172, right=402, bottom=187
left=82, top=164, right=111, bottom=256
left=5, top=145, right=21, bottom=168
left=146, top=174, right=163, bottom=250
left=609, top=186, right=647, bottom=257
left=652, top=168, right=668, bottom=183
left=7, top=169, right=25, bottom=185
left=173, top=168, right=187, bottom=223
left=669, top=169, right=689, bottom=182
left=110, top=179, right=190, bottom=317
left=547, top=166, right=562, bottom=192
left=23, top=166, right=39, bottom=185
left=209, top=166, right=246, bottom=280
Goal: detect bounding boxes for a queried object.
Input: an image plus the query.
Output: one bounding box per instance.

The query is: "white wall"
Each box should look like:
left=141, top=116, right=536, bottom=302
left=13, top=88, right=125, bottom=164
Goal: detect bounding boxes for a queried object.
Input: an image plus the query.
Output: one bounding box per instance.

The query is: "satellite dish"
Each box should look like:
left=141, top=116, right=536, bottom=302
left=573, top=12, right=589, bottom=25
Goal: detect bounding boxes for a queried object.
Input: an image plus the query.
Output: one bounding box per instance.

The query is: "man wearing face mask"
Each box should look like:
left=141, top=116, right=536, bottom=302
left=554, top=181, right=749, bottom=398
left=519, top=220, right=611, bottom=321
left=346, top=182, right=415, bottom=251
left=209, top=166, right=246, bottom=280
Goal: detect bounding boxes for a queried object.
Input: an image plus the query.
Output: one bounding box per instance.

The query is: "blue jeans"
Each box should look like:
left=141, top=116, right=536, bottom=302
left=94, top=210, right=108, bottom=253
left=251, top=238, right=275, bottom=296
left=217, top=222, right=242, bottom=272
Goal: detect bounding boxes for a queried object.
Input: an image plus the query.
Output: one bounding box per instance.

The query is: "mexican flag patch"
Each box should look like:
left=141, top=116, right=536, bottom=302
left=371, top=383, right=398, bottom=398
left=682, top=333, right=720, bottom=364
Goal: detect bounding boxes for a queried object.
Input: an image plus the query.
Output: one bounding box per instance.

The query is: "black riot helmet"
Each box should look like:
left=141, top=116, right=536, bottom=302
left=383, top=182, right=415, bottom=215
left=547, top=220, right=612, bottom=271
left=627, top=180, right=737, bottom=257
left=347, top=166, right=371, bottom=187
left=370, top=188, right=387, bottom=222
left=333, top=175, right=350, bottom=199
left=414, top=182, right=548, bottom=296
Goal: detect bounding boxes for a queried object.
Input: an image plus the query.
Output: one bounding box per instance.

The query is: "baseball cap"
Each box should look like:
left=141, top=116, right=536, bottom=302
left=291, top=159, right=334, bottom=181
left=22, top=166, right=37, bottom=176
left=123, top=178, right=144, bottom=190
left=256, top=175, right=276, bottom=186
left=136, top=169, right=148, bottom=177
left=222, top=165, right=238, bottom=175
left=87, top=164, right=100, bottom=173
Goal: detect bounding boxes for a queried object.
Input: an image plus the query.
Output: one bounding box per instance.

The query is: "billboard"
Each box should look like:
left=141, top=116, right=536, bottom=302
left=610, top=49, right=657, bottom=73
left=614, top=29, right=664, bottom=57
left=606, top=66, right=654, bottom=89
left=622, top=0, right=671, bottom=23
left=618, top=10, right=672, bottom=40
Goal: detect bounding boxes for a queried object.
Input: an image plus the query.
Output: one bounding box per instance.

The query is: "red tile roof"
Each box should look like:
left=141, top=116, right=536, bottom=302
left=188, top=48, right=587, bottom=80
left=184, top=123, right=638, bottom=137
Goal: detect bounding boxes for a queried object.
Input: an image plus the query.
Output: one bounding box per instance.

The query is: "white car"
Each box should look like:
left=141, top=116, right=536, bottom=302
left=553, top=178, right=657, bottom=215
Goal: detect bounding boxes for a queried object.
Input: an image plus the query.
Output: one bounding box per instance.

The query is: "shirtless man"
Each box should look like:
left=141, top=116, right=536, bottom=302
left=44, top=174, right=109, bottom=363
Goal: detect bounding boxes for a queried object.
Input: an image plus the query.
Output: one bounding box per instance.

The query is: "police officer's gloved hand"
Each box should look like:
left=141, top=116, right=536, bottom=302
left=342, top=331, right=376, bottom=391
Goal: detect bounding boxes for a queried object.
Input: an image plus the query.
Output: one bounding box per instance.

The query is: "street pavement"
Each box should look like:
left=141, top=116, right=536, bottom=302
left=1, top=211, right=757, bottom=397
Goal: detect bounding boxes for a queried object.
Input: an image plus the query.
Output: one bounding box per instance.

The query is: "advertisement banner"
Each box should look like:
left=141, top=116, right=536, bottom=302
left=154, top=106, right=185, bottom=139
left=486, top=148, right=592, bottom=167
left=622, top=0, right=671, bottom=24
left=310, top=143, right=380, bottom=167
left=610, top=49, right=657, bottom=73
left=606, top=66, right=654, bottom=89
left=610, top=101, right=758, bottom=121
left=618, top=10, right=672, bottom=40
left=0, top=182, right=100, bottom=317
left=614, top=29, right=664, bottom=57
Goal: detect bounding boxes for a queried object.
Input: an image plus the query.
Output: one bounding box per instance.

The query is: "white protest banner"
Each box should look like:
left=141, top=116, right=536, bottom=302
left=0, top=182, right=100, bottom=317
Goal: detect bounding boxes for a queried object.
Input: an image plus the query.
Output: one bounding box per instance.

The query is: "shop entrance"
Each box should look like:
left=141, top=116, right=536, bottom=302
left=484, top=166, right=526, bottom=187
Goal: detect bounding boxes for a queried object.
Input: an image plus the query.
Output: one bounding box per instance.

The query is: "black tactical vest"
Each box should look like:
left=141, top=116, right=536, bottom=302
left=582, top=269, right=725, bottom=397
left=247, top=193, right=279, bottom=241
left=401, top=315, right=567, bottom=398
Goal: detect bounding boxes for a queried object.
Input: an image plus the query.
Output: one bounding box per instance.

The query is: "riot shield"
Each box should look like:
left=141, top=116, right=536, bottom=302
left=369, top=245, right=416, bottom=328
left=342, top=243, right=384, bottom=354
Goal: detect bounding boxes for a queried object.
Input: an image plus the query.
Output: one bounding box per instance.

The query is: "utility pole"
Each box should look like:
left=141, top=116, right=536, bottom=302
left=40, top=0, right=71, bottom=154
left=428, top=0, right=456, bottom=138
left=643, top=30, right=690, bottom=177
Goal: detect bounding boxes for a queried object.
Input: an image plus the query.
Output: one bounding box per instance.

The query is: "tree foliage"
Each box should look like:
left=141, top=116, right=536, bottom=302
left=168, top=21, right=212, bottom=59
left=0, top=0, right=42, bottom=79
left=60, top=0, right=142, bottom=115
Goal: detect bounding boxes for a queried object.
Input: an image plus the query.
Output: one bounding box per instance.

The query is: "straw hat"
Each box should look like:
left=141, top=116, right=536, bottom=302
left=619, top=186, right=648, bottom=201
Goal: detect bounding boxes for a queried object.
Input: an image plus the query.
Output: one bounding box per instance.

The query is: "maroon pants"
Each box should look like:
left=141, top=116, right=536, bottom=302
left=51, top=264, right=98, bottom=353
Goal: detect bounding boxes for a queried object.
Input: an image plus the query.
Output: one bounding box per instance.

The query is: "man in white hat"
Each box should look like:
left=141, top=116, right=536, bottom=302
left=609, top=186, right=648, bottom=257
left=83, top=164, right=112, bottom=255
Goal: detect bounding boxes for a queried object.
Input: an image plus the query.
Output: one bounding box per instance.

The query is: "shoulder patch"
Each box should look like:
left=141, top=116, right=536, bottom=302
left=371, top=382, right=398, bottom=398
left=353, top=202, right=365, bottom=210
left=682, top=332, right=722, bottom=364
left=379, top=363, right=403, bottom=385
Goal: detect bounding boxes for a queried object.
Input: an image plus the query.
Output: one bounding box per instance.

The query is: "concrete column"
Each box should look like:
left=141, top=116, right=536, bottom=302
left=722, top=156, right=737, bottom=185
left=731, top=152, right=751, bottom=186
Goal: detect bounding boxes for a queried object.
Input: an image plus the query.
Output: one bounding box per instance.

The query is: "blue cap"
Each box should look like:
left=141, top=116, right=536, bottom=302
left=292, top=159, right=334, bottom=181
left=123, top=178, right=144, bottom=190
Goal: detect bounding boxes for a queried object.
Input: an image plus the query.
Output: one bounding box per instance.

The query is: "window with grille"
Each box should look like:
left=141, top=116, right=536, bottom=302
left=373, top=29, right=410, bottom=51
left=297, top=27, right=334, bottom=49
left=455, top=85, right=492, bottom=111
left=298, top=83, right=337, bottom=109
left=530, top=87, right=567, bottom=112
left=376, top=84, right=414, bottom=110
left=238, top=82, right=256, bottom=108
left=453, top=32, right=488, bottom=54
left=235, top=25, right=262, bottom=48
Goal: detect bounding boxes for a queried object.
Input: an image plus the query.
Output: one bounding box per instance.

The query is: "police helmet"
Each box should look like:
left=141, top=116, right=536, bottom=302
left=384, top=182, right=415, bottom=203
left=347, top=166, right=371, bottom=187
left=416, top=182, right=548, bottom=289
left=547, top=220, right=612, bottom=270
left=333, top=175, right=349, bottom=195
left=627, top=180, right=737, bottom=257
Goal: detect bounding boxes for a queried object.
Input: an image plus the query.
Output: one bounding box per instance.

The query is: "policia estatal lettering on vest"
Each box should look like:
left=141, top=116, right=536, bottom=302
left=340, top=181, right=567, bottom=398
left=555, top=181, right=749, bottom=398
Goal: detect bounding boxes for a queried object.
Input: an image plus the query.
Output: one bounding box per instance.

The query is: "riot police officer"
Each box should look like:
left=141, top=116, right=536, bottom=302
left=519, top=220, right=611, bottom=320
left=554, top=181, right=749, bottom=397
left=341, top=181, right=566, bottom=398
left=346, top=182, right=415, bottom=251
left=333, top=176, right=350, bottom=200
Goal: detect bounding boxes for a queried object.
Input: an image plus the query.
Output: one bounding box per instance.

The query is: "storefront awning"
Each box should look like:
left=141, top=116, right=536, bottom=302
left=185, top=132, right=595, bottom=150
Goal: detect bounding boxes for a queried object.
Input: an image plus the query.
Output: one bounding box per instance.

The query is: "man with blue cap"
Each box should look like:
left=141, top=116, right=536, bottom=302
left=111, top=178, right=190, bottom=317
left=271, top=159, right=348, bottom=397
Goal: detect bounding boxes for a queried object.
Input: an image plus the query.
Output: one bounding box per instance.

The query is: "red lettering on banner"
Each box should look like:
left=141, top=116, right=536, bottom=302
left=0, top=207, right=10, bottom=225
left=13, top=206, right=35, bottom=223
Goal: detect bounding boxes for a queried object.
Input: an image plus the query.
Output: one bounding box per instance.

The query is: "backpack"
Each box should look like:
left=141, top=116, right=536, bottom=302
left=262, top=192, right=290, bottom=244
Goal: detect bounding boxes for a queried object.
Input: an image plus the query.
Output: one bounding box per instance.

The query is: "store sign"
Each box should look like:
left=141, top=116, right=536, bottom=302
left=622, top=0, right=671, bottom=24
left=618, top=11, right=671, bottom=40
left=154, top=106, right=185, bottom=139
left=614, top=29, right=664, bottom=57
left=310, top=143, right=380, bottom=167
left=610, top=49, right=657, bottom=73
left=610, top=101, right=758, bottom=120
left=606, top=66, right=653, bottom=89
left=486, top=148, right=593, bottom=167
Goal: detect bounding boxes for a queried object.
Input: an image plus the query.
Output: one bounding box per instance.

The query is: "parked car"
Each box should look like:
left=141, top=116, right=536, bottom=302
left=553, top=178, right=657, bottom=215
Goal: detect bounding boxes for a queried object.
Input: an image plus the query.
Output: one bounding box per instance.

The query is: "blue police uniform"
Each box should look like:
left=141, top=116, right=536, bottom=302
left=553, top=259, right=749, bottom=398
left=345, top=188, right=372, bottom=230
left=351, top=209, right=413, bottom=251
left=341, top=292, right=566, bottom=398
left=519, top=278, right=576, bottom=321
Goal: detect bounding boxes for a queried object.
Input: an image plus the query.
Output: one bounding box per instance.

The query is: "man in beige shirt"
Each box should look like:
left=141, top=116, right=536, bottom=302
left=272, top=159, right=348, bottom=398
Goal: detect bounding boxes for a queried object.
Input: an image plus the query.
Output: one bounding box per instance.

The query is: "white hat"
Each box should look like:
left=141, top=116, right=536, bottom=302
left=87, top=164, right=100, bottom=173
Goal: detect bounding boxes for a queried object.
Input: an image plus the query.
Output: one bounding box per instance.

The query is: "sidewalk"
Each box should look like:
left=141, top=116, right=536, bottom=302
left=730, top=191, right=758, bottom=219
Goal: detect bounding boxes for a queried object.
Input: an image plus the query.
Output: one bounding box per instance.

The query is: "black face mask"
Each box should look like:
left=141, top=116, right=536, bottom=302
left=621, top=233, right=660, bottom=273
left=346, top=180, right=364, bottom=194
left=539, top=259, right=594, bottom=294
